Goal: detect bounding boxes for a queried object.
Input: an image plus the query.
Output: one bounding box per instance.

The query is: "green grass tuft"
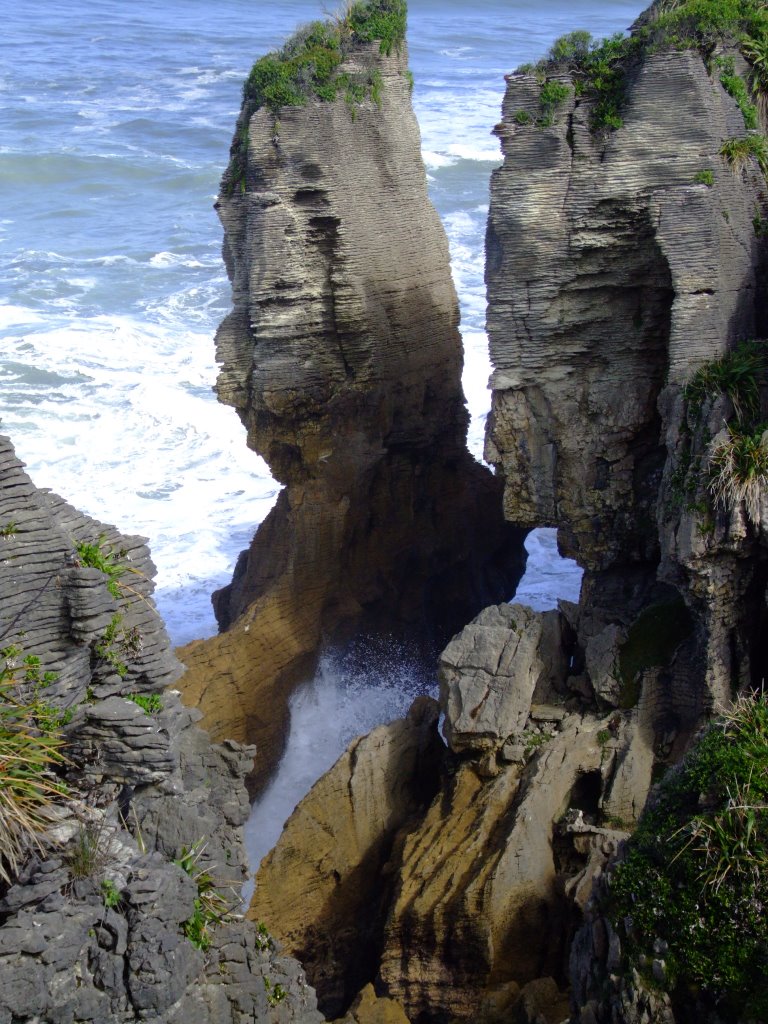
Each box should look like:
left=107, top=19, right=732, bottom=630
left=684, top=340, right=767, bottom=420
left=720, top=132, right=768, bottom=175
left=0, top=647, right=68, bottom=885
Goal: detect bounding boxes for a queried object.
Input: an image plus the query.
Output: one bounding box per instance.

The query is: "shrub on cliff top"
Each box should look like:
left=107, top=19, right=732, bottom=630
left=534, top=0, right=768, bottom=134
left=243, top=0, right=407, bottom=114
left=607, top=690, right=768, bottom=1020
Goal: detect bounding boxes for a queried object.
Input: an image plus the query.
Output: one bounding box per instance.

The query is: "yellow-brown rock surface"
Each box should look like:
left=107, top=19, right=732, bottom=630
left=249, top=697, right=442, bottom=1017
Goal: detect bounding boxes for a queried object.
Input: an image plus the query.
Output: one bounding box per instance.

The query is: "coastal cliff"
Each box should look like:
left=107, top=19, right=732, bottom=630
left=249, top=4, right=768, bottom=1023
left=178, top=2, right=525, bottom=792
left=0, top=435, right=322, bottom=1023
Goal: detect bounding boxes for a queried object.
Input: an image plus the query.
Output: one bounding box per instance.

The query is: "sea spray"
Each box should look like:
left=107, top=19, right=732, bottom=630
left=242, top=638, right=436, bottom=905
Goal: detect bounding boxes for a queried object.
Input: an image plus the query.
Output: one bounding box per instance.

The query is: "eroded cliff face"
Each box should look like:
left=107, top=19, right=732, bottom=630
left=179, top=27, right=525, bottom=792
left=247, top=24, right=768, bottom=1024
left=0, top=435, right=322, bottom=1024
left=486, top=42, right=768, bottom=713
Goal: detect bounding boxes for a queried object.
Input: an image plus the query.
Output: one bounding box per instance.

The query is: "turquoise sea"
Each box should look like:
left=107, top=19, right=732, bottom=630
left=1, top=0, right=645, bottom=644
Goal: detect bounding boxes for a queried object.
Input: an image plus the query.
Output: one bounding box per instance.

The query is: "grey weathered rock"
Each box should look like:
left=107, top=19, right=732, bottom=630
left=439, top=603, right=567, bottom=758
left=0, top=434, right=324, bottom=1023
left=484, top=24, right=768, bottom=1024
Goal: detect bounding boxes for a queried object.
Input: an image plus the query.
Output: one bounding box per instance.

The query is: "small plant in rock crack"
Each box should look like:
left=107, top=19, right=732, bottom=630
left=720, top=134, right=768, bottom=177
left=94, top=614, right=143, bottom=680
left=709, top=424, right=768, bottom=524
left=126, top=692, right=162, bottom=715
left=255, top=921, right=276, bottom=953
left=683, top=340, right=768, bottom=524
left=100, top=878, right=122, bottom=910
left=75, top=535, right=129, bottom=599
left=67, top=814, right=115, bottom=880
left=0, top=521, right=17, bottom=538
left=175, top=840, right=233, bottom=951
left=264, top=976, right=288, bottom=1007
left=75, top=534, right=151, bottom=608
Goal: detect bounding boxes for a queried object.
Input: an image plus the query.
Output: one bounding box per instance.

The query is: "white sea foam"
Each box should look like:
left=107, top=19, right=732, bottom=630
left=515, top=529, right=583, bottom=611
left=242, top=644, right=435, bottom=903
left=2, top=310, right=275, bottom=645
left=445, top=142, right=501, bottom=162
left=0, top=304, right=45, bottom=328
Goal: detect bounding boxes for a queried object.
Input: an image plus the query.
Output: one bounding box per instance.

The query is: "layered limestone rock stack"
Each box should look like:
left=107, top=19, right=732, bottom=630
left=485, top=32, right=768, bottom=722
left=482, top=12, right=768, bottom=1024
left=0, top=435, right=322, bottom=1023
left=178, top=4, right=525, bottom=793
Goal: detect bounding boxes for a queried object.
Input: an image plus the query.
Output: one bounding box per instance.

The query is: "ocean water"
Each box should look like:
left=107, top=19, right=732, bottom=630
left=2, top=0, right=644, bottom=646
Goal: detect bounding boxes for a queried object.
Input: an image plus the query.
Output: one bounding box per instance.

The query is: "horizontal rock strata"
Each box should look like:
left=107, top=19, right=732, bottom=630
left=179, top=17, right=525, bottom=793
left=0, top=435, right=323, bottom=1024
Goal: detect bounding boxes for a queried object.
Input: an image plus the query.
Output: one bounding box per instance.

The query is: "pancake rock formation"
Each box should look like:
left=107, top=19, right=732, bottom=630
left=249, top=4, right=768, bottom=1023
left=178, top=0, right=525, bottom=793
left=0, top=435, right=322, bottom=1024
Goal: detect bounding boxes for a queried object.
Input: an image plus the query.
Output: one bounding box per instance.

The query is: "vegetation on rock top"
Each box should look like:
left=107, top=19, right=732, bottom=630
left=243, top=0, right=405, bottom=114
left=225, top=0, right=407, bottom=194
left=607, top=690, right=768, bottom=1020
left=519, top=0, right=768, bottom=134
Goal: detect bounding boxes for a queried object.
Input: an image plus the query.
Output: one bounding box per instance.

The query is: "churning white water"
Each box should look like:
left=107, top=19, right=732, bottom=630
left=241, top=642, right=436, bottom=905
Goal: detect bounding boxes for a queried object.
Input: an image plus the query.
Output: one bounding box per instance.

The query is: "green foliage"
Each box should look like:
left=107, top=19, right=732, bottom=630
left=101, top=878, right=122, bottom=909
left=242, top=0, right=406, bottom=114
left=347, top=0, right=407, bottom=56
left=684, top=339, right=766, bottom=420
left=513, top=109, right=533, bottom=125
left=720, top=132, right=768, bottom=174
left=75, top=535, right=127, bottom=600
left=716, top=55, right=758, bottom=127
left=523, top=728, right=553, bottom=758
left=607, top=691, right=768, bottom=1019
left=175, top=840, right=232, bottom=952
left=538, top=79, right=571, bottom=125
left=94, top=613, right=142, bottom=679
left=0, top=522, right=17, bottom=538
left=617, top=597, right=693, bottom=709
left=535, top=1, right=768, bottom=135
left=648, top=0, right=766, bottom=48
left=694, top=168, right=715, bottom=184
left=543, top=30, right=635, bottom=131
left=0, top=648, right=68, bottom=884
left=549, top=29, right=593, bottom=63
left=684, top=341, right=768, bottom=524
left=126, top=692, right=162, bottom=715
left=264, top=976, right=288, bottom=1006
left=254, top=921, right=276, bottom=953
left=709, top=423, right=768, bottom=523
